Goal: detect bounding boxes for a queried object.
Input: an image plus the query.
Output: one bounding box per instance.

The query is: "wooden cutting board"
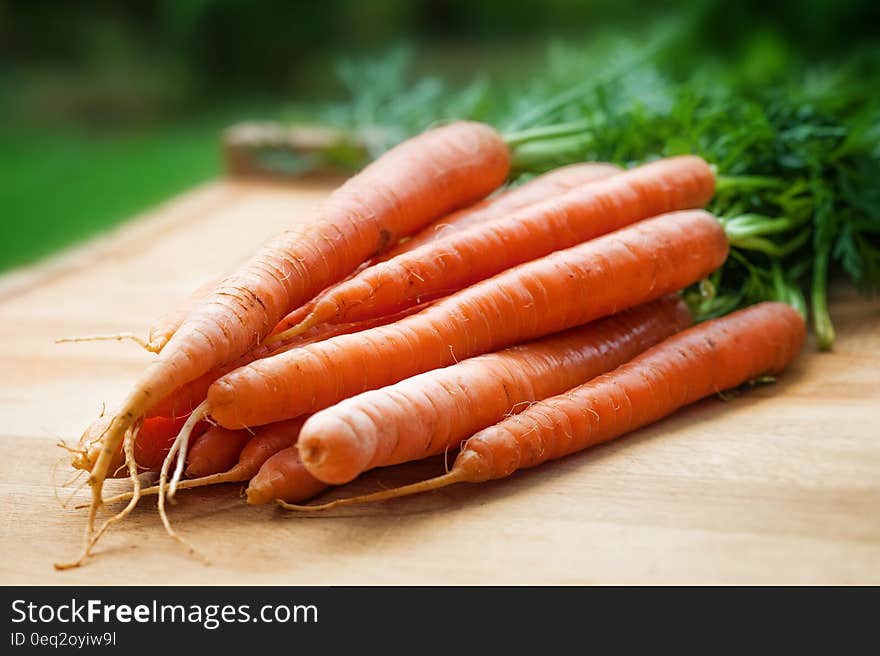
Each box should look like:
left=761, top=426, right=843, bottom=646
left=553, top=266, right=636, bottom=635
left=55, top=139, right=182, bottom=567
left=1, top=179, right=878, bottom=584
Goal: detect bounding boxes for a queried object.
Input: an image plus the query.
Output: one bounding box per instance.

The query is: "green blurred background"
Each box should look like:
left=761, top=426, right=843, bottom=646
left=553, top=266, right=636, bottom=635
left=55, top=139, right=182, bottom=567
left=1, top=0, right=877, bottom=272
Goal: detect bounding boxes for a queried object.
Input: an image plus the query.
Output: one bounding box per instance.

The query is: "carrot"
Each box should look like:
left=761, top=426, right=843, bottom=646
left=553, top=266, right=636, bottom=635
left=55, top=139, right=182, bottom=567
left=297, top=295, right=691, bottom=485
left=206, top=209, right=728, bottom=430
left=378, top=162, right=621, bottom=260
left=282, top=302, right=805, bottom=511
left=245, top=447, right=328, bottom=505
left=272, top=156, right=714, bottom=340
left=66, top=121, right=509, bottom=567
left=148, top=298, right=439, bottom=420
left=96, top=418, right=307, bottom=507
left=185, top=426, right=252, bottom=478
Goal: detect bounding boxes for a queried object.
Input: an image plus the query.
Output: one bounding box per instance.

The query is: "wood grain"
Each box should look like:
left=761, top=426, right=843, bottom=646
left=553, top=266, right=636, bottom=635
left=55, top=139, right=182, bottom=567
left=1, top=179, right=878, bottom=584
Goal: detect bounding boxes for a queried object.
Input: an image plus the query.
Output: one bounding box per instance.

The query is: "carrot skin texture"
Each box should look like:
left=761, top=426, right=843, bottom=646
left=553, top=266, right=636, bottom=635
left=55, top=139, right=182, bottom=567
left=209, top=209, right=728, bottom=428
left=228, top=418, right=307, bottom=479
left=302, top=156, right=714, bottom=328
left=246, top=447, right=328, bottom=505
left=148, top=299, right=438, bottom=419
left=379, top=162, right=621, bottom=260
left=298, top=295, right=692, bottom=485
left=185, top=426, right=252, bottom=478
left=457, top=302, right=805, bottom=483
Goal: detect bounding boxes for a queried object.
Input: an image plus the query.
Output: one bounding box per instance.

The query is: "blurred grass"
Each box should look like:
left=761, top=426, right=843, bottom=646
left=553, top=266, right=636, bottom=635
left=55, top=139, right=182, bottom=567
left=0, top=118, right=223, bottom=272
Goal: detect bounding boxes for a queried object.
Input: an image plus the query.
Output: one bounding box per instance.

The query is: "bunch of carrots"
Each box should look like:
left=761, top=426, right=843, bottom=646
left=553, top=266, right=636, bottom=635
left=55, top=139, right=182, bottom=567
left=60, top=121, right=805, bottom=568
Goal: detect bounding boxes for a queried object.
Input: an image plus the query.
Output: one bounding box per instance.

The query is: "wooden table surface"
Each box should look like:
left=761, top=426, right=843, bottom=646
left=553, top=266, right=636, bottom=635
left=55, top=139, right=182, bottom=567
left=1, top=179, right=878, bottom=584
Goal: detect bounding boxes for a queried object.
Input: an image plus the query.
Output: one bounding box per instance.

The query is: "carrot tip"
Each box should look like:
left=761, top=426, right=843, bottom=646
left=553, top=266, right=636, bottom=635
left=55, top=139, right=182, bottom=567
left=58, top=426, right=145, bottom=570
left=277, top=470, right=465, bottom=512
left=275, top=499, right=323, bottom=511
left=80, top=468, right=242, bottom=510
left=56, top=332, right=158, bottom=353
left=265, top=312, right=319, bottom=346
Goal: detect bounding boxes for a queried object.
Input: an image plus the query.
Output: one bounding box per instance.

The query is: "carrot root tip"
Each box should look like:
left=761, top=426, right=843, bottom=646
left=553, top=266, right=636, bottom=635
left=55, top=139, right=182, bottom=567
left=85, top=469, right=242, bottom=509
left=56, top=332, right=159, bottom=353
left=165, top=401, right=211, bottom=501
left=277, top=470, right=466, bottom=513
left=55, top=425, right=144, bottom=570
left=265, top=313, right=319, bottom=346
left=155, top=402, right=214, bottom=562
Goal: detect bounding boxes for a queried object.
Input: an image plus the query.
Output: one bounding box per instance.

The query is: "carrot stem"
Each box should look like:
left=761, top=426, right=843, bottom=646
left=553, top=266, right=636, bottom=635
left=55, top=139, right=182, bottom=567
left=728, top=229, right=810, bottom=258
left=509, top=134, right=595, bottom=172
left=812, top=245, right=835, bottom=350
left=721, top=214, right=799, bottom=238
left=503, top=120, right=593, bottom=147
left=714, top=175, right=784, bottom=193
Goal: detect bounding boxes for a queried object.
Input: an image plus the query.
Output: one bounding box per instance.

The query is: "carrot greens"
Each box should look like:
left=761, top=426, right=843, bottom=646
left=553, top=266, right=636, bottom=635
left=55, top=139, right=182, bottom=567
left=300, top=40, right=879, bottom=349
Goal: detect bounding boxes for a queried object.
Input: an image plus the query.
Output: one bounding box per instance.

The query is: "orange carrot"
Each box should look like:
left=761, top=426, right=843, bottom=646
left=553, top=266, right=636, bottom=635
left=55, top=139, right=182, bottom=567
left=185, top=426, right=252, bottom=478
left=282, top=302, right=805, bottom=511
left=245, top=447, right=328, bottom=505
left=67, top=121, right=509, bottom=567
left=273, top=156, right=714, bottom=340
left=206, top=209, right=728, bottom=430
left=378, top=162, right=620, bottom=260
left=148, top=298, right=439, bottom=420
left=295, top=295, right=690, bottom=485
